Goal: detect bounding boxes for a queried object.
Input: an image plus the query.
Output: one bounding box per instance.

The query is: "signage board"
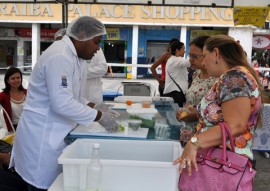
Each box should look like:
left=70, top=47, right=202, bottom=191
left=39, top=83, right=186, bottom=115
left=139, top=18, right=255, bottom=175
left=233, top=6, right=270, bottom=28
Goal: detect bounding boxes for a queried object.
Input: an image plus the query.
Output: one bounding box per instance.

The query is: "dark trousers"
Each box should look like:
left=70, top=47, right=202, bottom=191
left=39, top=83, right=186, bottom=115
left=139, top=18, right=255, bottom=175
left=0, top=169, right=27, bottom=191
left=163, top=90, right=186, bottom=107
left=27, top=184, right=47, bottom=191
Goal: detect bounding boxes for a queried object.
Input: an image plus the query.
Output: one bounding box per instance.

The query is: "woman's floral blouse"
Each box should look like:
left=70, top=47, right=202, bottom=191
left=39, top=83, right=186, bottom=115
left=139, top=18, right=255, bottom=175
left=185, top=70, right=216, bottom=108
left=197, top=66, right=262, bottom=160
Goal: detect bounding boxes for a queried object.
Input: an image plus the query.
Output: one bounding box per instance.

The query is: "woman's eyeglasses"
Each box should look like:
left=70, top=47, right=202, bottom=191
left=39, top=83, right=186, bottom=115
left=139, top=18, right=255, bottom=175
left=188, top=53, right=204, bottom=60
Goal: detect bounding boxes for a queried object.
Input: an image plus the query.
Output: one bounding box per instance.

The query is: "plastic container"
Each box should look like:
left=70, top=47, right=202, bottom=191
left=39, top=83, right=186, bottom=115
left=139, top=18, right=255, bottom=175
left=128, top=119, right=142, bottom=131
left=152, top=97, right=174, bottom=106
left=180, top=125, right=193, bottom=146
left=154, top=123, right=170, bottom=139
left=114, top=96, right=152, bottom=103
left=142, top=101, right=152, bottom=108
left=126, top=108, right=158, bottom=120
left=177, top=108, right=189, bottom=120
left=58, top=139, right=182, bottom=191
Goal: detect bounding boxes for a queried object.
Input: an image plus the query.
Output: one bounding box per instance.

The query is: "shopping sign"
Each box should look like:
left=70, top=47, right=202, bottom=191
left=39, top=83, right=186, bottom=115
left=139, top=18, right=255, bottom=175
left=233, top=6, right=270, bottom=28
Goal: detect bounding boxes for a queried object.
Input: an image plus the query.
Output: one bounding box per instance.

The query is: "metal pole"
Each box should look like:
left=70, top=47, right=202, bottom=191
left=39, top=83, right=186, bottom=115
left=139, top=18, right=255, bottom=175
left=62, top=2, right=68, bottom=28
left=62, top=3, right=65, bottom=28
left=65, top=2, right=68, bottom=28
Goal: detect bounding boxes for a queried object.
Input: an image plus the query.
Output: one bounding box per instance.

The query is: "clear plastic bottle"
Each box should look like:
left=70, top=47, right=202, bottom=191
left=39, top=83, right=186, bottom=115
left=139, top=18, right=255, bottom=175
left=87, top=143, right=103, bottom=191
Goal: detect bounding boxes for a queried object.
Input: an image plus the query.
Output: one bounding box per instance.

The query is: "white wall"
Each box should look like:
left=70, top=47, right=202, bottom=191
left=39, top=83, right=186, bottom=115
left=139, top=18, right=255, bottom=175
left=228, top=27, right=255, bottom=63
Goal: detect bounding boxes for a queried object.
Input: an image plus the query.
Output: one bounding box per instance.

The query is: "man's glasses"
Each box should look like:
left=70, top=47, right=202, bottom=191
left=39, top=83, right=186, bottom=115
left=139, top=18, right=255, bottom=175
left=188, top=53, right=204, bottom=60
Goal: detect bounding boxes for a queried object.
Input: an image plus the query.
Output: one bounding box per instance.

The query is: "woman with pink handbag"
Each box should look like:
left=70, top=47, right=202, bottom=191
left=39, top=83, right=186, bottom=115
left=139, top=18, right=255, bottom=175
left=173, top=35, right=263, bottom=191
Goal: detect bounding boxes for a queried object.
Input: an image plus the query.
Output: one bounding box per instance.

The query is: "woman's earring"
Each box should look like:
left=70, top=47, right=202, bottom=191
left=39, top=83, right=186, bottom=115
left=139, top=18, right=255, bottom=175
left=215, top=60, right=218, bottom=64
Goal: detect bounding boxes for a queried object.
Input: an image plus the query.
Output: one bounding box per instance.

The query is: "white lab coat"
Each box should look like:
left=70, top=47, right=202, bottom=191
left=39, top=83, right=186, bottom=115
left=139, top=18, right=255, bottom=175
left=163, top=55, right=190, bottom=94
left=83, top=49, right=107, bottom=104
left=10, top=35, right=97, bottom=189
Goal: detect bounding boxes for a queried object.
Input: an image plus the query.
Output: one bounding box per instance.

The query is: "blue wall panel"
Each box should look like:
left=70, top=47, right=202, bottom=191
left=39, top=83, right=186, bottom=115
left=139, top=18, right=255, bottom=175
left=105, top=27, right=183, bottom=76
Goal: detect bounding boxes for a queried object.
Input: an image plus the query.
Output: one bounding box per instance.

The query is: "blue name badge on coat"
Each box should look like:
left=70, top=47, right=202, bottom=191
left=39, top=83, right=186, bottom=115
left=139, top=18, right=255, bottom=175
left=61, top=76, right=68, bottom=88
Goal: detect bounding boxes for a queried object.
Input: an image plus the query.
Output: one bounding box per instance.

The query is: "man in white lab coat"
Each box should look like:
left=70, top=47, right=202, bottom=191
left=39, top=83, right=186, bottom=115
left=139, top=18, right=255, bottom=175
left=10, top=16, right=118, bottom=191
left=55, top=28, right=108, bottom=104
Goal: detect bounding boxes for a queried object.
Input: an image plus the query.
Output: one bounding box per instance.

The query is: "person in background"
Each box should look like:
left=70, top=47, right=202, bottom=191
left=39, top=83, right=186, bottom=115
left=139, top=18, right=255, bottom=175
left=10, top=16, right=119, bottom=191
left=176, top=36, right=216, bottom=124
left=150, top=38, right=180, bottom=97
left=54, top=28, right=108, bottom=104
left=173, top=35, right=262, bottom=179
left=0, top=68, right=27, bottom=191
left=84, top=49, right=108, bottom=104
left=163, top=41, right=190, bottom=107
left=54, top=28, right=66, bottom=41
left=151, top=56, right=155, bottom=63
left=252, top=59, right=260, bottom=75
left=0, top=67, right=27, bottom=131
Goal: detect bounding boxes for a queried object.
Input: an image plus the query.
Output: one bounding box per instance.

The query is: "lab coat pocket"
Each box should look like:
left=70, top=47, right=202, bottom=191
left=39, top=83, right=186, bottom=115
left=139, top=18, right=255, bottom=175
left=47, top=121, right=74, bottom=151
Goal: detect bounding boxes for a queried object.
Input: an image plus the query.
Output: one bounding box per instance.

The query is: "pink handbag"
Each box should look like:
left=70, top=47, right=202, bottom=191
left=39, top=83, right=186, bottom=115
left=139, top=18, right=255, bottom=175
left=179, top=122, right=256, bottom=191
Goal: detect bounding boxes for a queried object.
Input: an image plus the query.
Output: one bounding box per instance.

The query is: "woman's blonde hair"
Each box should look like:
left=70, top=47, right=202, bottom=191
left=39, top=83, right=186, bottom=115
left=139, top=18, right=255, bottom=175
left=204, top=34, right=263, bottom=128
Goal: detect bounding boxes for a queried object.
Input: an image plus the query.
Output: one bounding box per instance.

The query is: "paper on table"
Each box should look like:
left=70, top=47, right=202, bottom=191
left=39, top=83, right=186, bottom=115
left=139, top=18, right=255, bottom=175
left=70, top=122, right=149, bottom=139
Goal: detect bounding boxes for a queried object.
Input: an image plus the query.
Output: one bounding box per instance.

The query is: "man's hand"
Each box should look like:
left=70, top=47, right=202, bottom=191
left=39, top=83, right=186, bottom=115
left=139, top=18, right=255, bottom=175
left=98, top=112, right=119, bottom=132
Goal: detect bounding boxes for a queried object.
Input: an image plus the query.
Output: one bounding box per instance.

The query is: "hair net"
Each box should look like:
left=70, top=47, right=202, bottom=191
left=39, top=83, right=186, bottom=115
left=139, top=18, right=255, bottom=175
left=54, top=28, right=66, bottom=39
left=66, top=16, right=106, bottom=41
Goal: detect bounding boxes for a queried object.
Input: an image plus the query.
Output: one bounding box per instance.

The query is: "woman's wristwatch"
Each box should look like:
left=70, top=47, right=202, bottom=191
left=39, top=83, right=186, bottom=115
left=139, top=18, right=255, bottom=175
left=190, top=135, right=200, bottom=150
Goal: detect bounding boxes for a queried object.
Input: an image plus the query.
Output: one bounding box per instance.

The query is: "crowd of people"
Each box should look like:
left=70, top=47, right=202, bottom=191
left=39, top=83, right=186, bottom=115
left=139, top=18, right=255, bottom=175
left=251, top=50, right=270, bottom=91
left=0, top=15, right=263, bottom=191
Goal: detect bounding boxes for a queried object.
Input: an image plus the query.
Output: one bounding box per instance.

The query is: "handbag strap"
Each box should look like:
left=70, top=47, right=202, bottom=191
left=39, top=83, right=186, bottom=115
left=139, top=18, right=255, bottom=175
left=207, top=122, right=235, bottom=161
left=220, top=122, right=236, bottom=152
left=220, top=122, right=237, bottom=162
left=221, top=122, right=254, bottom=171
left=201, top=154, right=246, bottom=172
left=221, top=122, right=227, bottom=161
left=167, top=72, right=183, bottom=93
left=203, top=122, right=253, bottom=171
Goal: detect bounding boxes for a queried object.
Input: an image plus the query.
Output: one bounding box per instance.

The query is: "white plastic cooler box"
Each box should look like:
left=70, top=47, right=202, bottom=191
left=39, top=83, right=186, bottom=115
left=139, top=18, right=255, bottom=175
left=58, top=139, right=182, bottom=191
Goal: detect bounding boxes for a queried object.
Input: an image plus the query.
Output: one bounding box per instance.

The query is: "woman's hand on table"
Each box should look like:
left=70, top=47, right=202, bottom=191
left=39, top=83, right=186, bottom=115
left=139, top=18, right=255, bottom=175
left=173, top=141, right=198, bottom=176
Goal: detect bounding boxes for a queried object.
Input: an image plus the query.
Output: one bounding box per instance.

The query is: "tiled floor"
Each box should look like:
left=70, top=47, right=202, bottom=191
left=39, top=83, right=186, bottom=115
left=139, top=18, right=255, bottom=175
left=253, top=151, right=270, bottom=190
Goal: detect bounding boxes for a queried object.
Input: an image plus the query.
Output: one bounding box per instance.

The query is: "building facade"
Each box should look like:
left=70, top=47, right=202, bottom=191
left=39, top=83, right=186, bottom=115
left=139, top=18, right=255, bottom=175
left=0, top=3, right=269, bottom=78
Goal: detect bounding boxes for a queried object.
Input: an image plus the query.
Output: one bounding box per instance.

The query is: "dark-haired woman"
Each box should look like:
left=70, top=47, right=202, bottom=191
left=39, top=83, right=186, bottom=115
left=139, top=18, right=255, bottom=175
left=176, top=36, right=216, bottom=125
left=150, top=38, right=180, bottom=97
left=0, top=67, right=27, bottom=131
left=163, top=41, right=190, bottom=107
